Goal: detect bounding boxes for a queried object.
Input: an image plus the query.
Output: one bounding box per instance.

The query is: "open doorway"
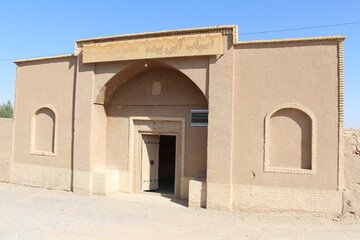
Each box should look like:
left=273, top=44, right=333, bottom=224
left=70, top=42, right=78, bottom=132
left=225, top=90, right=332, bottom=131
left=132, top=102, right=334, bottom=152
left=158, top=135, right=176, bottom=195
left=141, top=134, right=176, bottom=195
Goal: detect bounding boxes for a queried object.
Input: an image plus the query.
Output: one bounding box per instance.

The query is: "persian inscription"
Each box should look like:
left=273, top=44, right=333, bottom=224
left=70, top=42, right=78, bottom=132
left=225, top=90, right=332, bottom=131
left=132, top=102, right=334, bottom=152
left=82, top=33, right=222, bottom=63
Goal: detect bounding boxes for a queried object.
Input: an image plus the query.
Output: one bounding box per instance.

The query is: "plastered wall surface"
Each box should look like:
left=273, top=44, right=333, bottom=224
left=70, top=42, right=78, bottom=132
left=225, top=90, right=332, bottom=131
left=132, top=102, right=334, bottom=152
left=233, top=41, right=339, bottom=190
left=0, top=119, right=13, bottom=182
left=13, top=57, right=76, bottom=190
left=206, top=35, right=235, bottom=210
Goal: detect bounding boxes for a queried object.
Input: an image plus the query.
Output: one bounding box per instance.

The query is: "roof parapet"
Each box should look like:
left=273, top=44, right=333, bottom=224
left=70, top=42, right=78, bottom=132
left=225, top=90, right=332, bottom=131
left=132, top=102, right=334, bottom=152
left=14, top=54, right=74, bottom=64
left=76, top=25, right=238, bottom=47
left=235, top=36, right=345, bottom=45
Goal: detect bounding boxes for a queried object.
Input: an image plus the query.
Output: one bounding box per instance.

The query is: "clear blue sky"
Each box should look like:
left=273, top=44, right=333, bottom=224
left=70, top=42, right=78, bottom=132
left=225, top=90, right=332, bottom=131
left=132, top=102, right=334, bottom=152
left=0, top=0, right=359, bottom=127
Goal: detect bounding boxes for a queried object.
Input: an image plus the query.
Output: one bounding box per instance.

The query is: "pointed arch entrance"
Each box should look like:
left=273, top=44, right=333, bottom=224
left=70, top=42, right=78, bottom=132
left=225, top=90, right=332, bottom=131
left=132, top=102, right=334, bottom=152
left=97, top=60, right=208, bottom=199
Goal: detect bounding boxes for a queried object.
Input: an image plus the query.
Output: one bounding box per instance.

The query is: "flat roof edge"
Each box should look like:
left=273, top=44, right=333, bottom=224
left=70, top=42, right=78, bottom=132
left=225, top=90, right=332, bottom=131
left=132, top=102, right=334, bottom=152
left=235, top=36, right=346, bottom=45
left=14, top=54, right=75, bottom=64
left=76, top=25, right=237, bottom=46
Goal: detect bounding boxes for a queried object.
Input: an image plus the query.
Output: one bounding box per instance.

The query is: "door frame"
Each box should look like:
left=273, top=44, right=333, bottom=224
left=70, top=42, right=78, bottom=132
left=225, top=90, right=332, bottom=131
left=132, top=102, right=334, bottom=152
left=129, top=116, right=185, bottom=198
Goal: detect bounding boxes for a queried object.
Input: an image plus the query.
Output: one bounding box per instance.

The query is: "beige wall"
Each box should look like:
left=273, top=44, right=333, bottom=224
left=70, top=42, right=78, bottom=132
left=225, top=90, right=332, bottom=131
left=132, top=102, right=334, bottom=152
left=233, top=40, right=339, bottom=190
left=13, top=56, right=76, bottom=190
left=0, top=119, right=13, bottom=182
left=72, top=55, right=95, bottom=194
left=205, top=35, right=235, bottom=210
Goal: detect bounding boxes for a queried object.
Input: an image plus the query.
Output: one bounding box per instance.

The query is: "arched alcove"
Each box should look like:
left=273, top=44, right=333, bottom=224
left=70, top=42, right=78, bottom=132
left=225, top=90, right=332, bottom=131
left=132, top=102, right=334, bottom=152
left=106, top=66, right=208, bottom=107
left=264, top=103, right=316, bottom=174
left=31, top=106, right=57, bottom=155
left=94, top=59, right=207, bottom=105
left=102, top=63, right=208, bottom=196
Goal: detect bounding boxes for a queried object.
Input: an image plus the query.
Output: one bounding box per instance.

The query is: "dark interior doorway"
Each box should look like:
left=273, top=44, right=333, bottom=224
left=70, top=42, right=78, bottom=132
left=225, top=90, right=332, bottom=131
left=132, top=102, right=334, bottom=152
left=158, top=135, right=176, bottom=195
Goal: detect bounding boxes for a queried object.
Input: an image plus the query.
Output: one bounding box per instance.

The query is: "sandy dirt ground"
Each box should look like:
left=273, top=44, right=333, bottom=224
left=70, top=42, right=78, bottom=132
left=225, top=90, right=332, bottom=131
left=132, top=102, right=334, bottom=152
left=0, top=183, right=359, bottom=240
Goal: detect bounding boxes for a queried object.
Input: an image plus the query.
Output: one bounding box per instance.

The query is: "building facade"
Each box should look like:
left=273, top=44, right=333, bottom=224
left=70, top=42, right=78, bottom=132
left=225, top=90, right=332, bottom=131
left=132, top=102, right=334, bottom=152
left=1, top=26, right=345, bottom=213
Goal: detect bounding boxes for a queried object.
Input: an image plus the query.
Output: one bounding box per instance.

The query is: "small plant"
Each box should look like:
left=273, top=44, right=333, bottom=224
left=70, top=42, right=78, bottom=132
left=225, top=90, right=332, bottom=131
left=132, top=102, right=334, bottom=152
left=0, top=100, right=13, bottom=118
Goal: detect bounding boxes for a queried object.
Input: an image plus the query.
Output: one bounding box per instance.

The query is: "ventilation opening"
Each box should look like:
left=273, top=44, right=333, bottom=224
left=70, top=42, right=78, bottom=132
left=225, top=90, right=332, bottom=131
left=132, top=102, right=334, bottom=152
left=190, top=109, right=208, bottom=126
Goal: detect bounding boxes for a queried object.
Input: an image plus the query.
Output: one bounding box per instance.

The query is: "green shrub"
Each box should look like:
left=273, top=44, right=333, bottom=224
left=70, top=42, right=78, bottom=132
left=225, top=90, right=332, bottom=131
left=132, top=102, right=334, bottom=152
left=0, top=100, right=13, bottom=118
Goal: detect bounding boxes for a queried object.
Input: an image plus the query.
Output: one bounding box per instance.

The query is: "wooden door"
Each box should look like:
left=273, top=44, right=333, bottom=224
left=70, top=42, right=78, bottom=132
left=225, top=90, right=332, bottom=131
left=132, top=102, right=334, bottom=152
left=141, top=135, right=160, bottom=191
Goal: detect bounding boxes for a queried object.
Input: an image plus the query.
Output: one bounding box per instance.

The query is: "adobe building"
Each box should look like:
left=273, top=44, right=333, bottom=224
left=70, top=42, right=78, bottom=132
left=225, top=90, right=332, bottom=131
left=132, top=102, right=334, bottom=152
left=0, top=26, right=345, bottom=213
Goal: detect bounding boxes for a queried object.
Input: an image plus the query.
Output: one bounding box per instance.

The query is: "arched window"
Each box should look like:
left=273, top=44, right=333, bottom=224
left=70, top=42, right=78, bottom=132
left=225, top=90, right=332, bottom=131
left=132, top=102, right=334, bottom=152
left=30, top=106, right=57, bottom=156
left=264, top=103, right=316, bottom=174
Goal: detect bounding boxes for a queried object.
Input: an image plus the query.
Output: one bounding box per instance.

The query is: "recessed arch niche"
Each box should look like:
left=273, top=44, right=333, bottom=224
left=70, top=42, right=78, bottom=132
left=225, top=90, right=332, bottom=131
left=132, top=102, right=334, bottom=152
left=30, top=105, right=57, bottom=156
left=94, top=59, right=208, bottom=105
left=264, top=103, right=317, bottom=174
left=103, top=62, right=209, bottom=195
